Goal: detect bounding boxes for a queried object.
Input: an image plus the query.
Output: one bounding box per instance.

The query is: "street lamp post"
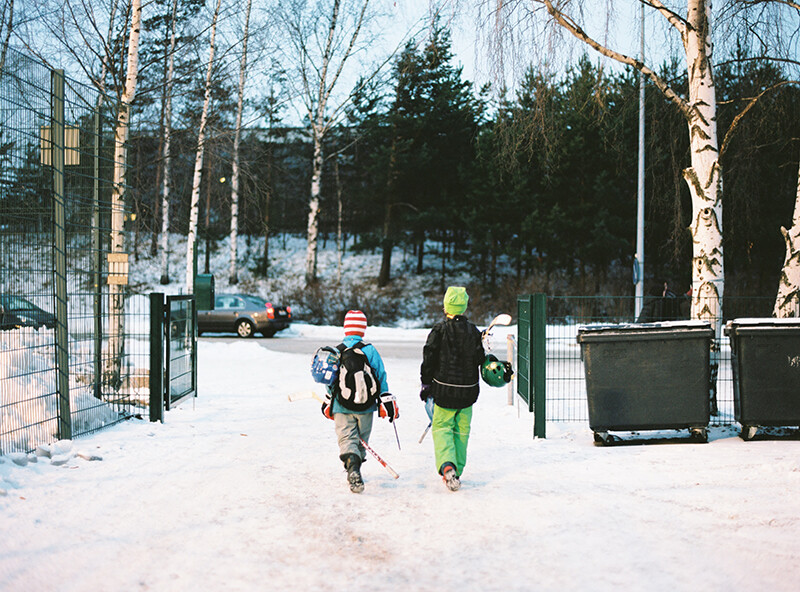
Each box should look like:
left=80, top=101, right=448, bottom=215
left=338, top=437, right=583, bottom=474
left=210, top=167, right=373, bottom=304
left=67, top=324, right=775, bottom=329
left=635, top=3, right=646, bottom=318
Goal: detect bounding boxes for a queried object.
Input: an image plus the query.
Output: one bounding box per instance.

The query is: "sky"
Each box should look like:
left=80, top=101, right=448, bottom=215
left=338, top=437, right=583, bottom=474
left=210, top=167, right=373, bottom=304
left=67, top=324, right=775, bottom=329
left=2, top=320, right=800, bottom=591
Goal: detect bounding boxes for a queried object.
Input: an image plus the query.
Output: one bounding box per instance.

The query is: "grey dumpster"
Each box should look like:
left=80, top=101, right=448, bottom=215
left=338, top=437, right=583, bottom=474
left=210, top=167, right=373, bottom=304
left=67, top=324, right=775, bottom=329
left=577, top=321, right=714, bottom=444
left=725, top=318, right=800, bottom=440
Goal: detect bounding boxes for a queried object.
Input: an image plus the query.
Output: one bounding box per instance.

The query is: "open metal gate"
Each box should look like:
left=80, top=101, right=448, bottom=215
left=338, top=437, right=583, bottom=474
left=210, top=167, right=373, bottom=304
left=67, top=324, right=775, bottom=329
left=149, top=293, right=197, bottom=422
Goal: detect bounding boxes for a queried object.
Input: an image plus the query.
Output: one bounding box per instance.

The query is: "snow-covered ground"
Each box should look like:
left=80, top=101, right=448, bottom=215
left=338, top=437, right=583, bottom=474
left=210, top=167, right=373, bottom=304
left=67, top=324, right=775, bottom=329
left=2, top=322, right=799, bottom=591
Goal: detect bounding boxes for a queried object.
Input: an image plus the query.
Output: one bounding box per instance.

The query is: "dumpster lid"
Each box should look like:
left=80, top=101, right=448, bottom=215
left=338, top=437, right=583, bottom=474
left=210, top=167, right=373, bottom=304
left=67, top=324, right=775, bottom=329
left=577, top=320, right=713, bottom=343
left=578, top=320, right=711, bottom=333
left=726, top=317, right=800, bottom=327
left=724, top=317, right=800, bottom=336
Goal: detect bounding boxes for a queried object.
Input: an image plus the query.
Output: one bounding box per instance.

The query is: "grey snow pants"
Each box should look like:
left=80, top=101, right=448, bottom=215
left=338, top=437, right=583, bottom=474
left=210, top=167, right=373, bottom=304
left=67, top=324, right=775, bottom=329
left=334, top=411, right=373, bottom=462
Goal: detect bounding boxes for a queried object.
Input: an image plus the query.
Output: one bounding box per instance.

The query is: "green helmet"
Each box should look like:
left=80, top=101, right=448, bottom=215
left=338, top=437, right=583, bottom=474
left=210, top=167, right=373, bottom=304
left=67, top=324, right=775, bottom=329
left=481, top=356, right=511, bottom=387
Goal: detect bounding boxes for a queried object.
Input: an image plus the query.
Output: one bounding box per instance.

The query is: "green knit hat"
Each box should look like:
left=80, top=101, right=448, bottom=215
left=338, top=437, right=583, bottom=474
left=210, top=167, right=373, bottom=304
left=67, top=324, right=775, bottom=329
left=443, top=286, right=469, bottom=315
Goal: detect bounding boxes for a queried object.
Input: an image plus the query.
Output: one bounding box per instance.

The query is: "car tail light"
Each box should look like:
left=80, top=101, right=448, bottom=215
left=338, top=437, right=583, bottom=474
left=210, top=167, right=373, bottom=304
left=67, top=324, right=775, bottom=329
left=286, top=306, right=292, bottom=318
left=265, top=303, right=275, bottom=319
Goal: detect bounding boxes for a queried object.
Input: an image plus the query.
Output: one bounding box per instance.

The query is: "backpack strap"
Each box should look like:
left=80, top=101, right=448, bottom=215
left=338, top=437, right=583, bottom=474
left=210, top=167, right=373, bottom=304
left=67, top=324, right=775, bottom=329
left=337, top=341, right=369, bottom=351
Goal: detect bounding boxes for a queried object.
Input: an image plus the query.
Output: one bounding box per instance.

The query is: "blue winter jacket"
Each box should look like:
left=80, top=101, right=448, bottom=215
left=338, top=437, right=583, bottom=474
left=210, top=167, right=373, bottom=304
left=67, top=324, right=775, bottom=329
left=330, top=335, right=389, bottom=414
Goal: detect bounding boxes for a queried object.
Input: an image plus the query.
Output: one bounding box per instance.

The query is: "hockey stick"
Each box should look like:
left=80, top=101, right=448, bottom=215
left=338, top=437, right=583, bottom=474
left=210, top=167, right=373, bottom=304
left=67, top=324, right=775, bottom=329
left=487, top=313, right=512, bottom=330
left=287, top=390, right=318, bottom=402
left=359, top=437, right=400, bottom=479
left=392, top=421, right=401, bottom=451
left=300, top=391, right=400, bottom=479
left=419, top=397, right=434, bottom=443
left=482, top=313, right=513, bottom=351
left=418, top=422, right=431, bottom=444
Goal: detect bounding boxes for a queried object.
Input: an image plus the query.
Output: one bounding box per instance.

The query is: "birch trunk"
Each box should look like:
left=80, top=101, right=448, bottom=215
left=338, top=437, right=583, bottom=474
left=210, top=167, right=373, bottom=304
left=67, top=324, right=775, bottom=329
left=0, top=0, right=13, bottom=70
left=334, top=156, right=343, bottom=283
left=305, top=131, right=323, bottom=284
left=106, top=0, right=142, bottom=387
left=684, top=1, right=724, bottom=329
left=159, top=0, right=178, bottom=285
left=683, top=0, right=723, bottom=413
left=774, top=161, right=800, bottom=317
left=229, top=0, right=253, bottom=285
left=185, top=0, right=222, bottom=293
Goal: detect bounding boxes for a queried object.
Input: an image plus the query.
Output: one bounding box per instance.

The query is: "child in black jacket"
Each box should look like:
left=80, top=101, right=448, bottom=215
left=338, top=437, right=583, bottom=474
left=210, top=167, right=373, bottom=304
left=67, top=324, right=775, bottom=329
left=420, top=286, right=485, bottom=491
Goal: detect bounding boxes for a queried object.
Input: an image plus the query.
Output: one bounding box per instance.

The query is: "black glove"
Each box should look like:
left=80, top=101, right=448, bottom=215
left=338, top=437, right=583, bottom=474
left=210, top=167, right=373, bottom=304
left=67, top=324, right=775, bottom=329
left=502, top=361, right=514, bottom=382
left=321, top=390, right=334, bottom=420
left=419, top=383, right=431, bottom=401
left=378, top=392, right=399, bottom=422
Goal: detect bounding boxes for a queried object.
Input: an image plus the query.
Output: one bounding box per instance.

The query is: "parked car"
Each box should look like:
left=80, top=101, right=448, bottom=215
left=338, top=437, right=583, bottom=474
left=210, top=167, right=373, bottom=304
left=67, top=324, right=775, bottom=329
left=0, top=295, right=57, bottom=330
left=197, top=293, right=292, bottom=338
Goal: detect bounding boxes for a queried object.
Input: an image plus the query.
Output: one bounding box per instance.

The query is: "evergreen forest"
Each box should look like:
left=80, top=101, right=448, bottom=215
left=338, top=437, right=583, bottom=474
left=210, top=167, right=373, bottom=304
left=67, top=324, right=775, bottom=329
left=123, top=28, right=800, bottom=301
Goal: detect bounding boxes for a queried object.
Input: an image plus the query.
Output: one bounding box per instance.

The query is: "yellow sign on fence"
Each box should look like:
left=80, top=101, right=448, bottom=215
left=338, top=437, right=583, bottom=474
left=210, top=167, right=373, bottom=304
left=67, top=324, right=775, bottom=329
left=107, top=253, right=129, bottom=285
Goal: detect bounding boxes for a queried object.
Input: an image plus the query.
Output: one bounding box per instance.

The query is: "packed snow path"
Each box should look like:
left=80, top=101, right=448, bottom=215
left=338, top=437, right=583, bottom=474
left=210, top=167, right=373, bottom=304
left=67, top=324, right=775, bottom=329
left=2, top=325, right=799, bottom=591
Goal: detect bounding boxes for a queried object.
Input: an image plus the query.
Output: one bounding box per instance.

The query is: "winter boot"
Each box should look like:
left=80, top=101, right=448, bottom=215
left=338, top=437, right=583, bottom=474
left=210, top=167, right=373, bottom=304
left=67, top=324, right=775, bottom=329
left=441, top=463, right=461, bottom=492
left=343, top=454, right=364, bottom=494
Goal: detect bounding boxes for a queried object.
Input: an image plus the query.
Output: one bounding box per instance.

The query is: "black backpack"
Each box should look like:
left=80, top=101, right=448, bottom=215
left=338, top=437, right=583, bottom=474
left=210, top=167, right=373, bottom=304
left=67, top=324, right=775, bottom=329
left=335, top=341, right=379, bottom=411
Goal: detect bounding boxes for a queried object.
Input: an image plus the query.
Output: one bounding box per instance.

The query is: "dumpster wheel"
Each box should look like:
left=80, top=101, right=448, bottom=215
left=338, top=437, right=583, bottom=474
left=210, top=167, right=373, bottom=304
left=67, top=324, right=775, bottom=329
left=593, top=431, right=615, bottom=446
left=740, top=425, right=758, bottom=441
left=689, top=427, right=708, bottom=443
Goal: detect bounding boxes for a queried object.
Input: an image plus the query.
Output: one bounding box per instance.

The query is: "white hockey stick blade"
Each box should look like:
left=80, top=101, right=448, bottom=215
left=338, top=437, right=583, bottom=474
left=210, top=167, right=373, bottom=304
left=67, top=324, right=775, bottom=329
left=483, top=313, right=514, bottom=351
left=488, top=313, right=512, bottom=329
left=287, top=390, right=318, bottom=402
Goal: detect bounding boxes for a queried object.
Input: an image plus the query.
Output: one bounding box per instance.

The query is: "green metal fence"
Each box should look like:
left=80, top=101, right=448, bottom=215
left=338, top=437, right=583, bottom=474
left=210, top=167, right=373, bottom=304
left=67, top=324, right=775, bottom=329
left=517, top=293, right=776, bottom=437
left=0, top=47, right=151, bottom=453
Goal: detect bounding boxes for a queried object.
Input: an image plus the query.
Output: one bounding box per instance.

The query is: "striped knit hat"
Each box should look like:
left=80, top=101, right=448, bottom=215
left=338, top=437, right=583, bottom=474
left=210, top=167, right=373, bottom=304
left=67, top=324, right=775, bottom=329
left=343, top=310, right=367, bottom=337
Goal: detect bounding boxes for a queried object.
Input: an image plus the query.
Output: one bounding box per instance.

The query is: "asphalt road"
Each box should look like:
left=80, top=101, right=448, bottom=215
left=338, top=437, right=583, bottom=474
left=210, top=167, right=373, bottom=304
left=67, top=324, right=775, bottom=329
left=199, top=334, right=426, bottom=360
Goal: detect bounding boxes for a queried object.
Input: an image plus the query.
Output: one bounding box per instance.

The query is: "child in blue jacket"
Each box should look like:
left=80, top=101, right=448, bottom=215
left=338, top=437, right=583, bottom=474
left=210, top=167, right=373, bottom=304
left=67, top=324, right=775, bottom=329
left=320, top=310, right=397, bottom=493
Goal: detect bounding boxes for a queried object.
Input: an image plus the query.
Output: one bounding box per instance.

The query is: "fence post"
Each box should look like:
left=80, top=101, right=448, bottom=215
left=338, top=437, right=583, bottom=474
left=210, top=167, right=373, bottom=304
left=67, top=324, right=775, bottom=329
left=149, top=292, right=165, bottom=422
left=506, top=335, right=516, bottom=406
left=52, top=69, right=72, bottom=440
left=532, top=293, right=547, bottom=439
left=191, top=297, right=198, bottom=397
left=516, top=295, right=533, bottom=410
left=92, top=109, right=103, bottom=399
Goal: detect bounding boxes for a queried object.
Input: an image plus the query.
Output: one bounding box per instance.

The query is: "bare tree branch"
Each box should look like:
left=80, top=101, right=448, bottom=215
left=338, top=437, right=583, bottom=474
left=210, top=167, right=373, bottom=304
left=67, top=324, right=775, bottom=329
left=720, top=79, right=799, bottom=157
left=641, top=0, right=689, bottom=37
left=541, top=0, right=692, bottom=119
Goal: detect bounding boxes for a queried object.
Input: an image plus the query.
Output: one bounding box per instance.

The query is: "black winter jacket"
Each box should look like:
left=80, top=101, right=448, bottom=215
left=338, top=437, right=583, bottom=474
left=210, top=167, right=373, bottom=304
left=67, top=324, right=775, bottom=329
left=420, top=315, right=485, bottom=410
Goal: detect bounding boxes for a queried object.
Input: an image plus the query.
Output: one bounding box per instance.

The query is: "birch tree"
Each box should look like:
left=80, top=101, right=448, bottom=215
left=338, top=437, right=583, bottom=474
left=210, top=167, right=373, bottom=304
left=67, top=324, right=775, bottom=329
left=185, top=0, right=222, bottom=293
left=487, top=0, right=799, bottom=409
left=277, top=0, right=375, bottom=285
left=770, top=1, right=800, bottom=316
left=159, top=0, right=179, bottom=285
left=0, top=0, right=13, bottom=70
left=107, top=0, right=142, bottom=385
left=486, top=0, right=724, bottom=409
left=524, top=0, right=724, bottom=323
left=228, top=0, right=253, bottom=285
left=774, top=161, right=800, bottom=317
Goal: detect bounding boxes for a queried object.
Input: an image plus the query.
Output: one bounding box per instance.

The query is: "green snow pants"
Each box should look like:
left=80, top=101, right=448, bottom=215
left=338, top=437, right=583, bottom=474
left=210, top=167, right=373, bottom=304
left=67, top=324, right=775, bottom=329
left=431, top=404, right=472, bottom=477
